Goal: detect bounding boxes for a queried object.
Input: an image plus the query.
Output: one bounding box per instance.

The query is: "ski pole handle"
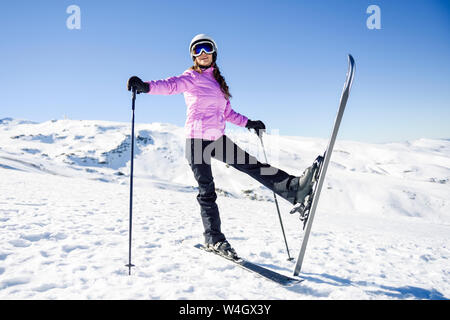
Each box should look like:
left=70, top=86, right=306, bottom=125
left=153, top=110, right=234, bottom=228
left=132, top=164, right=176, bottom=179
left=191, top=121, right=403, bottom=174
left=131, top=87, right=137, bottom=110
left=248, top=127, right=265, bottom=138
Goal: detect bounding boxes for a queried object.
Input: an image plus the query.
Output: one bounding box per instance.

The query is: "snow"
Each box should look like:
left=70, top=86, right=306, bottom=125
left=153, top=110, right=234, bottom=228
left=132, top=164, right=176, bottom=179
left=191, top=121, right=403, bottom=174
left=0, top=117, right=449, bottom=299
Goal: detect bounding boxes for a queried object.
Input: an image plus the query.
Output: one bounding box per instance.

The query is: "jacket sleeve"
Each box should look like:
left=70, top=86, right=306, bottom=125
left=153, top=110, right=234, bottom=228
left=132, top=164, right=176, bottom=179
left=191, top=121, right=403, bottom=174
left=146, top=70, right=195, bottom=95
left=223, top=100, right=248, bottom=127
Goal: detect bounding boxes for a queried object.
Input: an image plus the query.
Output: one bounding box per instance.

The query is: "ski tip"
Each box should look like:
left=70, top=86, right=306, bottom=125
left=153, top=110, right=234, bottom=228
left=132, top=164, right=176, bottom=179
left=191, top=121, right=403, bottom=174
left=347, top=54, right=356, bottom=88
left=348, top=54, right=356, bottom=72
left=348, top=54, right=355, bottom=64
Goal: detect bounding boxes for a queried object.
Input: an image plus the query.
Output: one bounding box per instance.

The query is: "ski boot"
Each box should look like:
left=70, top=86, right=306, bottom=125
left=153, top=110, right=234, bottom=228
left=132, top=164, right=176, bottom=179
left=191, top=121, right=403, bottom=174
left=290, top=155, right=324, bottom=229
left=206, top=239, right=239, bottom=261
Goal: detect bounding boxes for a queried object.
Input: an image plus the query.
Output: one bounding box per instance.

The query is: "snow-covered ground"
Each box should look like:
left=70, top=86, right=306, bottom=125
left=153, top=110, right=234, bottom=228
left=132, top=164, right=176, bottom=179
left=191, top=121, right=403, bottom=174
left=0, top=118, right=449, bottom=299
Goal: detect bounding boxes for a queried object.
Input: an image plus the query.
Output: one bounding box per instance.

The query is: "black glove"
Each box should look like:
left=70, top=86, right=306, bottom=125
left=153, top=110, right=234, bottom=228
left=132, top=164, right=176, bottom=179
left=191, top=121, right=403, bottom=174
left=127, top=76, right=150, bottom=93
left=245, top=119, right=266, bottom=137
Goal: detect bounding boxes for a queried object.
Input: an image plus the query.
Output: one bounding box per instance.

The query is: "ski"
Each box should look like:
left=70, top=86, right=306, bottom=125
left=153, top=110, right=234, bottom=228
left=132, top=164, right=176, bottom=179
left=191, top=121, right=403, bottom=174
left=292, top=54, right=356, bottom=277
left=194, top=244, right=302, bottom=287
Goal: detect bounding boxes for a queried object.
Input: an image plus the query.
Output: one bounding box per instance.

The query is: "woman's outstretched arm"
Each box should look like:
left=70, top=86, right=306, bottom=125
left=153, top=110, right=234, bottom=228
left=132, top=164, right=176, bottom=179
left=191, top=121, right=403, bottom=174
left=146, top=70, right=196, bottom=95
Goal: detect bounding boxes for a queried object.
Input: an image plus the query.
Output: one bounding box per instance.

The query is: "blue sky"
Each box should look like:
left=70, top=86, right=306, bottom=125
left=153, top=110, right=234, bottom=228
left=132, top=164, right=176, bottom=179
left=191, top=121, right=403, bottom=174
left=0, top=0, right=449, bottom=143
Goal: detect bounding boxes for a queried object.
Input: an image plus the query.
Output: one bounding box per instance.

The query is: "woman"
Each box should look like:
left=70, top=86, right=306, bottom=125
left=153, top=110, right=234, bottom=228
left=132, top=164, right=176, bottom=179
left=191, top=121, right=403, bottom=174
left=127, top=34, right=317, bottom=259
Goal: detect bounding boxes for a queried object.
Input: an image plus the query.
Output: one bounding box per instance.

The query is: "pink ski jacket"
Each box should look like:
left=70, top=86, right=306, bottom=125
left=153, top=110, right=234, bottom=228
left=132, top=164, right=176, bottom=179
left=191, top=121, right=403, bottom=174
left=146, top=66, right=248, bottom=141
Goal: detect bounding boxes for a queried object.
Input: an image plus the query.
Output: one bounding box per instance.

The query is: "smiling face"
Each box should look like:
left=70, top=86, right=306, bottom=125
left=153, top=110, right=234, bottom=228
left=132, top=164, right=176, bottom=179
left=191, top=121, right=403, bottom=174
left=195, top=52, right=213, bottom=68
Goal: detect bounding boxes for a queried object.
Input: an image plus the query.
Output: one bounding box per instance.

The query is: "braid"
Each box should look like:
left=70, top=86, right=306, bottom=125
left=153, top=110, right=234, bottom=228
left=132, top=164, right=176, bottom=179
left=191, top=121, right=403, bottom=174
left=212, top=64, right=232, bottom=100
left=190, top=61, right=232, bottom=100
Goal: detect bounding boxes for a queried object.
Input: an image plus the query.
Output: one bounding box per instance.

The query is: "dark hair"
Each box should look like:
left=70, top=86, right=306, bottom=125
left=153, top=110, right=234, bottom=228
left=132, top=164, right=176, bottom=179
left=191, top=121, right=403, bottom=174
left=190, top=61, right=232, bottom=100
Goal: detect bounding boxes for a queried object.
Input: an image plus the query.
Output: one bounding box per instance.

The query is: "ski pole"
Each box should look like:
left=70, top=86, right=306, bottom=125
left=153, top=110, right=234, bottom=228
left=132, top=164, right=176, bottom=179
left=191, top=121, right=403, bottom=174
left=125, top=87, right=137, bottom=275
left=252, top=130, right=293, bottom=261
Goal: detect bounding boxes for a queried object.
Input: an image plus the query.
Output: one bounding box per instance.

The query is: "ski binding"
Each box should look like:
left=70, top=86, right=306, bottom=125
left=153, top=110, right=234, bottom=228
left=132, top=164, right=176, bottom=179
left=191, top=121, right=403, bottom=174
left=290, top=155, right=324, bottom=229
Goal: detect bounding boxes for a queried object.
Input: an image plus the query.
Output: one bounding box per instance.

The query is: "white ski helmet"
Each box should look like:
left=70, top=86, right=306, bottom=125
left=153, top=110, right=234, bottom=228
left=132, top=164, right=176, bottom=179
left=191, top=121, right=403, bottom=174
left=189, top=33, right=218, bottom=61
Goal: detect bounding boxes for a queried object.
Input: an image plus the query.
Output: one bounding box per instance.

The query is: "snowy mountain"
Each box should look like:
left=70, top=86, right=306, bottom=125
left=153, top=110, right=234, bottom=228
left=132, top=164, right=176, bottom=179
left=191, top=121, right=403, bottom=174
left=0, top=118, right=449, bottom=299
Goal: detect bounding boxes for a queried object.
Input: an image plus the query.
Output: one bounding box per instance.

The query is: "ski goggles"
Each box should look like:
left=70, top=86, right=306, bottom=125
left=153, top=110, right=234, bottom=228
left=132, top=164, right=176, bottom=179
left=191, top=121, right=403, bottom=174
left=191, top=41, right=215, bottom=57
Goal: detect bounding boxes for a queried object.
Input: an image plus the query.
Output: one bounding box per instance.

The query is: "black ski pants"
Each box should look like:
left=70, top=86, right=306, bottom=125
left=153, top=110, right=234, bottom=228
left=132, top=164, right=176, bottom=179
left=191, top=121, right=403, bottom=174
left=186, top=135, right=300, bottom=244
